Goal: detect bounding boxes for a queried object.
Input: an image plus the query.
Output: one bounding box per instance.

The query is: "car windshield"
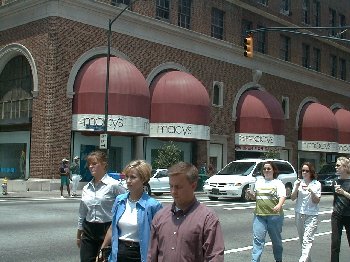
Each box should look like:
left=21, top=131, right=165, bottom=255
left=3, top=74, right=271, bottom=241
left=218, top=162, right=256, bottom=176
left=318, top=164, right=336, bottom=174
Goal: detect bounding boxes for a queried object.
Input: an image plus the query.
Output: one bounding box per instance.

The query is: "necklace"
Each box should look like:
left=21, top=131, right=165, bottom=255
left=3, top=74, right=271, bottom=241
left=128, top=197, right=139, bottom=203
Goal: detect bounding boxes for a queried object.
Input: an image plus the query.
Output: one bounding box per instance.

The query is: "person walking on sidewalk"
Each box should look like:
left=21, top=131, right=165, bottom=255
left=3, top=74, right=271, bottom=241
left=331, top=156, right=350, bottom=262
left=76, top=150, right=126, bottom=262
left=291, top=162, right=321, bottom=262
left=70, top=156, right=81, bottom=197
left=60, top=158, right=71, bottom=198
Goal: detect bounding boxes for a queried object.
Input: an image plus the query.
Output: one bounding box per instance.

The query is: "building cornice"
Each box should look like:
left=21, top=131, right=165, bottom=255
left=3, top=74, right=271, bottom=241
left=0, top=0, right=349, bottom=97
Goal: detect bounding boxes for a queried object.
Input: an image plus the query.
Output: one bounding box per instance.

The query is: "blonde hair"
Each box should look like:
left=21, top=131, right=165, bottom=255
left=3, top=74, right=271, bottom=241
left=123, top=160, right=152, bottom=184
left=337, top=157, right=350, bottom=175
left=168, top=162, right=198, bottom=183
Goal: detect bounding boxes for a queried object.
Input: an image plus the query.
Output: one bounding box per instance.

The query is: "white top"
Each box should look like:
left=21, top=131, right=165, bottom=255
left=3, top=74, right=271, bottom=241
left=118, top=199, right=139, bottom=242
left=294, top=179, right=321, bottom=215
left=78, top=174, right=126, bottom=230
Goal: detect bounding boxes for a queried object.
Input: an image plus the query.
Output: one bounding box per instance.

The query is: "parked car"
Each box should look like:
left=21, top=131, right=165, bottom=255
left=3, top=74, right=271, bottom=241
left=203, top=159, right=297, bottom=201
left=147, top=169, right=169, bottom=196
left=317, top=163, right=338, bottom=192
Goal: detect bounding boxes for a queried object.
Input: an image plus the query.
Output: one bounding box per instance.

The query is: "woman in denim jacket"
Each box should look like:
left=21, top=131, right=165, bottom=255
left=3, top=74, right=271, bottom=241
left=99, top=160, right=162, bottom=262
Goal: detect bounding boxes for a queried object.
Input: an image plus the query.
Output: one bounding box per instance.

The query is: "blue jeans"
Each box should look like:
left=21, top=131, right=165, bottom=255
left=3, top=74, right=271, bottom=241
left=252, top=215, right=284, bottom=262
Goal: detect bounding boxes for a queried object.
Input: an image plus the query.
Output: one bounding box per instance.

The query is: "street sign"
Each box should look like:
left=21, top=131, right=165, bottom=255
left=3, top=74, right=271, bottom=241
left=100, top=134, right=108, bottom=149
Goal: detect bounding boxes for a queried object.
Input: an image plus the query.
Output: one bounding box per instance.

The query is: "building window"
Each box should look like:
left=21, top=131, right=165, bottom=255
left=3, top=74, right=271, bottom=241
left=329, top=8, right=336, bottom=36
left=312, top=48, right=321, bottom=71
left=178, top=0, right=192, bottom=29
left=339, top=14, right=346, bottom=39
left=280, top=0, right=291, bottom=15
left=257, top=25, right=266, bottom=54
left=211, top=8, right=224, bottom=40
left=212, top=81, right=223, bottom=107
left=339, top=59, right=346, bottom=80
left=330, top=55, right=337, bottom=77
left=156, top=0, right=170, bottom=20
left=280, top=35, right=291, bottom=61
left=281, top=96, right=289, bottom=119
left=313, top=0, right=320, bottom=26
left=0, top=56, right=33, bottom=121
left=302, top=43, right=310, bottom=68
left=302, top=0, right=310, bottom=24
left=257, top=0, right=268, bottom=6
left=111, top=0, right=131, bottom=5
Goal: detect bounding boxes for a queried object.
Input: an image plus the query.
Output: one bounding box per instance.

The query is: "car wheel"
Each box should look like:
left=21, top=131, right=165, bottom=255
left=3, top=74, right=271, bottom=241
left=209, top=196, right=218, bottom=201
left=285, top=183, right=292, bottom=199
left=154, top=192, right=163, bottom=196
left=144, top=184, right=151, bottom=195
left=241, top=185, right=250, bottom=202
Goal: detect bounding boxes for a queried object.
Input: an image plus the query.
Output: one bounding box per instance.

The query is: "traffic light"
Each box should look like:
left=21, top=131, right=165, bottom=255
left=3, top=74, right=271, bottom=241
left=244, top=35, right=253, bottom=58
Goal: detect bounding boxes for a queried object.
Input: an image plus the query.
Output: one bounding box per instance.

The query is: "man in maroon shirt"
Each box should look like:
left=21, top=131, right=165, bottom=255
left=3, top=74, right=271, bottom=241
left=147, top=162, right=225, bottom=262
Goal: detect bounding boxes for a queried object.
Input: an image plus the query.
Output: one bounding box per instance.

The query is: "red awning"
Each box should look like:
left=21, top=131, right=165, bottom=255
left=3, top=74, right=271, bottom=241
left=72, top=57, right=150, bottom=135
left=334, top=108, right=350, bottom=153
left=298, top=103, right=338, bottom=152
left=150, top=71, right=210, bottom=140
left=236, top=89, right=284, bottom=134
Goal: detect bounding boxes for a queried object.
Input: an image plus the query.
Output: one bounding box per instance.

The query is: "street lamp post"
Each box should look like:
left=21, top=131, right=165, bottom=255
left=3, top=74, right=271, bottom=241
left=102, top=0, right=144, bottom=150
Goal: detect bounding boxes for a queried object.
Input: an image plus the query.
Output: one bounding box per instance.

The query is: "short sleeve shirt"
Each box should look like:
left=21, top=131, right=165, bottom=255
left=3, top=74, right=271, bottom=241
left=294, top=179, right=321, bottom=215
left=255, top=178, right=286, bottom=216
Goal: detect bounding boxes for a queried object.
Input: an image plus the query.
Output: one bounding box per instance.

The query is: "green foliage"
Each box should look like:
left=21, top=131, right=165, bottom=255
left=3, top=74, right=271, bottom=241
left=262, top=150, right=280, bottom=159
left=152, top=141, right=182, bottom=169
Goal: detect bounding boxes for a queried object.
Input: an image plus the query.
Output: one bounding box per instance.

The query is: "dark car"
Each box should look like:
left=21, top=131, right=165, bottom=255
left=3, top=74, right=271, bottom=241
left=317, top=164, right=338, bottom=192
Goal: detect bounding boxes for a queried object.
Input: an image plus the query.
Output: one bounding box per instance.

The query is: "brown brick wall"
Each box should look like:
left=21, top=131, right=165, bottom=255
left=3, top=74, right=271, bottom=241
left=1, top=0, right=349, bottom=177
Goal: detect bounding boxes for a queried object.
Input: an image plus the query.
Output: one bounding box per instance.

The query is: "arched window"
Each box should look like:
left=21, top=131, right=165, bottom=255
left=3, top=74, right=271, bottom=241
left=0, top=55, right=33, bottom=121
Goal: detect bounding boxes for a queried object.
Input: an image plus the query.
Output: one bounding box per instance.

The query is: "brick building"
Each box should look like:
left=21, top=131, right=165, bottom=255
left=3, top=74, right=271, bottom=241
left=0, top=0, right=349, bottom=180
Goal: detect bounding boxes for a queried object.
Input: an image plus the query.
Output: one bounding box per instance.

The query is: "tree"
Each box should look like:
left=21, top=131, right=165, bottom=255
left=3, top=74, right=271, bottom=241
left=262, top=149, right=280, bottom=159
left=152, top=141, right=182, bottom=169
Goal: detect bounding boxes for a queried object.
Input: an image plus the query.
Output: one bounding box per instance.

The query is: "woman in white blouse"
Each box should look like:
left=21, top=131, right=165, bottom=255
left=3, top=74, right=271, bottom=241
left=291, top=162, right=321, bottom=262
left=76, top=151, right=126, bottom=262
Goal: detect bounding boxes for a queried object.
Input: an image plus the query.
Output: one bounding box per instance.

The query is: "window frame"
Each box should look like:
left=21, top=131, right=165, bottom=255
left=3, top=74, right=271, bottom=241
left=302, top=43, right=310, bottom=68
left=178, top=0, right=192, bottom=29
left=280, top=35, right=291, bottom=61
left=211, top=7, right=224, bottom=40
left=156, top=0, right=170, bottom=21
left=212, top=81, right=224, bottom=107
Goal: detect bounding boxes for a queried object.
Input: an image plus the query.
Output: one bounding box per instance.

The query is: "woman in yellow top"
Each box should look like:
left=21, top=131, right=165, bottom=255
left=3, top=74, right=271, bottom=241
left=247, top=161, right=286, bottom=262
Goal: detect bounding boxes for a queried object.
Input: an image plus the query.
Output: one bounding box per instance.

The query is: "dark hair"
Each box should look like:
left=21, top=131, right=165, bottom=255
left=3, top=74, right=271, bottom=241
left=168, top=162, right=198, bottom=183
left=301, top=162, right=317, bottom=180
left=86, top=151, right=108, bottom=171
left=262, top=161, right=279, bottom=179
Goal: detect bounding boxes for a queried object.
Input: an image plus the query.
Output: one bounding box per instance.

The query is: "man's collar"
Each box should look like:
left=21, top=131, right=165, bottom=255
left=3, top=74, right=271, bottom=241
left=171, top=197, right=198, bottom=217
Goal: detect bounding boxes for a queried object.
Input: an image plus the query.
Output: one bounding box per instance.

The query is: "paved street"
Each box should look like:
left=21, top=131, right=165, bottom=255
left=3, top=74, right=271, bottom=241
left=0, top=192, right=349, bottom=261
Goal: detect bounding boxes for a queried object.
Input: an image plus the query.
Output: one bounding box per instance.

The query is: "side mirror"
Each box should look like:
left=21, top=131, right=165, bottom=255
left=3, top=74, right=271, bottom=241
left=253, top=171, right=262, bottom=177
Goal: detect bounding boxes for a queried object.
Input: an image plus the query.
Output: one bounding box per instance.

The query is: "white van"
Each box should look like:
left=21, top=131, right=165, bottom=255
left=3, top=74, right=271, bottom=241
left=203, top=159, right=297, bottom=201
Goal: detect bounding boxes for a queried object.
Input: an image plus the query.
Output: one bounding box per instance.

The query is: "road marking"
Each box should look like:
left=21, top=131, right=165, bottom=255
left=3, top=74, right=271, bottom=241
left=224, top=231, right=332, bottom=254
left=285, top=210, right=333, bottom=219
left=223, top=206, right=255, bottom=210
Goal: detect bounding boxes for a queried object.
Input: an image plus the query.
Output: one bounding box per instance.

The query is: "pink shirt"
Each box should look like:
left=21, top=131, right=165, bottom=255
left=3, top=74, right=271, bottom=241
left=147, top=199, right=225, bottom=262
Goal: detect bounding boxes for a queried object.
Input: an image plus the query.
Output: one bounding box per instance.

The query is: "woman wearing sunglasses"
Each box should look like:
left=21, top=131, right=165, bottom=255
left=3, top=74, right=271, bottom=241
left=291, top=162, right=321, bottom=262
left=247, top=161, right=286, bottom=262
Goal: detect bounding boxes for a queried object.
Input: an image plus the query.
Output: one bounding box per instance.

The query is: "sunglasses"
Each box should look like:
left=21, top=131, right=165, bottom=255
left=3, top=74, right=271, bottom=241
left=335, top=164, right=341, bottom=167
left=301, top=169, right=310, bottom=173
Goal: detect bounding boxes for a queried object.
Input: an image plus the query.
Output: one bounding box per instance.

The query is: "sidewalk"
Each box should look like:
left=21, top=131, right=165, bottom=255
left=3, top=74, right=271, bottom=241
left=0, top=189, right=82, bottom=199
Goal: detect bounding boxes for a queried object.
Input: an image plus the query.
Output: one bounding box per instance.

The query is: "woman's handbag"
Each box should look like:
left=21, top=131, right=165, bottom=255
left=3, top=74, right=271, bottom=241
left=97, top=246, right=112, bottom=262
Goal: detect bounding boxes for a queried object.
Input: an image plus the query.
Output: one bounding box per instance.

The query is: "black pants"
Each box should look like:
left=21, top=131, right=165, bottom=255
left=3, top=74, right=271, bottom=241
left=80, top=220, right=111, bottom=262
left=331, top=212, right=350, bottom=262
left=117, top=240, right=141, bottom=262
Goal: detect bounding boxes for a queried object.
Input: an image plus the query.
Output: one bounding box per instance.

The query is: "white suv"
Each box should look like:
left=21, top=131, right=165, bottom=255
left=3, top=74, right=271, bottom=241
left=203, top=159, right=297, bottom=201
